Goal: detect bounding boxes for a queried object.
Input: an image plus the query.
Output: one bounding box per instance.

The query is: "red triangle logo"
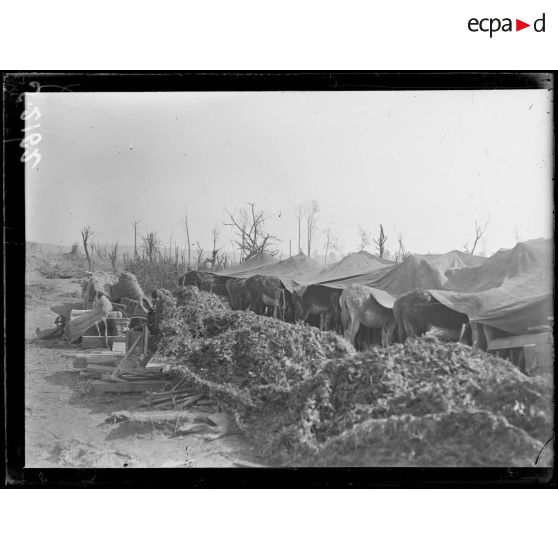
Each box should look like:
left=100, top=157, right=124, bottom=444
left=516, top=19, right=530, bottom=31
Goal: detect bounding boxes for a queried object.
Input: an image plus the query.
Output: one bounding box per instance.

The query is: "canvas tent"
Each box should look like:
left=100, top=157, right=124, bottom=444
left=318, top=251, right=487, bottom=295
left=211, top=238, right=553, bottom=337
left=214, top=252, right=279, bottom=278
left=216, top=252, right=323, bottom=291
left=310, top=251, right=393, bottom=285
left=428, top=238, right=553, bottom=335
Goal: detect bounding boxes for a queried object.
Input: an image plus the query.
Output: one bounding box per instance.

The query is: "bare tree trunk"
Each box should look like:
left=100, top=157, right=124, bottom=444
left=81, top=225, right=93, bottom=269
left=295, top=204, right=304, bottom=254
left=183, top=210, right=191, bottom=269
left=305, top=200, right=319, bottom=258
left=132, top=220, right=141, bottom=261
left=373, top=224, right=388, bottom=258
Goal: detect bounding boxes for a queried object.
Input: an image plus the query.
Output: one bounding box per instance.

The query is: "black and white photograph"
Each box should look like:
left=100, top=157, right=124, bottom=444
left=4, top=72, right=554, bottom=479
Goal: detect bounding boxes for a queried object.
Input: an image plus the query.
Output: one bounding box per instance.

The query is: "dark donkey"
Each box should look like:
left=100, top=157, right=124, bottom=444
left=244, top=275, right=283, bottom=316
left=392, top=289, right=469, bottom=342
left=292, top=284, right=341, bottom=332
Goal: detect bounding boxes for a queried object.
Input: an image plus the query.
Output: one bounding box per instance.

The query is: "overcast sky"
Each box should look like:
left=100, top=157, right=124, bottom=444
left=26, top=89, right=553, bottom=257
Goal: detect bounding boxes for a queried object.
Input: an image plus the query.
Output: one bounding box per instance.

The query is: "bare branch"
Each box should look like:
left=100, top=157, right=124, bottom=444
left=463, top=218, right=489, bottom=255
left=224, top=203, right=279, bottom=262
left=323, top=227, right=338, bottom=265
left=140, top=230, right=161, bottom=263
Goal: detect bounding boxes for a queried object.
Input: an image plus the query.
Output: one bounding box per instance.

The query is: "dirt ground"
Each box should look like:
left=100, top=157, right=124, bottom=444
left=25, top=271, right=256, bottom=468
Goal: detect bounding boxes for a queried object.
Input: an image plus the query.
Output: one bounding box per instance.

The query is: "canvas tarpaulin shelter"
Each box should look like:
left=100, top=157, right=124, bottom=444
left=215, top=253, right=322, bottom=292
left=318, top=251, right=487, bottom=295
left=214, top=252, right=279, bottom=278
left=215, top=253, right=322, bottom=291
left=309, top=251, right=393, bottom=285
left=427, top=238, right=553, bottom=335
left=212, top=239, right=552, bottom=335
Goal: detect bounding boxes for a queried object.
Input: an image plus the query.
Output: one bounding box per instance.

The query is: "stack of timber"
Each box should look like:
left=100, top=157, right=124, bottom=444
left=136, top=379, right=213, bottom=411
left=74, top=328, right=169, bottom=394
left=88, top=364, right=167, bottom=394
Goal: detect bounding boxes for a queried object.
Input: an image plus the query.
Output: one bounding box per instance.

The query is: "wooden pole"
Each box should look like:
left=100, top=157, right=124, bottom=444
left=143, top=323, right=149, bottom=356
left=112, top=334, right=143, bottom=377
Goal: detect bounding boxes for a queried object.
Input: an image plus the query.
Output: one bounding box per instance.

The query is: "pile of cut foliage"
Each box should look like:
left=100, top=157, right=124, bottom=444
left=155, top=286, right=355, bottom=425
left=262, top=339, right=553, bottom=466
left=156, top=287, right=553, bottom=467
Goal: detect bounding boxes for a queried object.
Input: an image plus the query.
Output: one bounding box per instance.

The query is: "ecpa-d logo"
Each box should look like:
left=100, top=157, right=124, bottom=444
left=468, top=13, right=546, bottom=37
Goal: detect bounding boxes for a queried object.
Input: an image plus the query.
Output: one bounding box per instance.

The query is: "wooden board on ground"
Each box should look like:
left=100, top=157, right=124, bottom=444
left=91, top=379, right=166, bottom=394
left=81, top=335, right=126, bottom=349
left=108, top=410, right=196, bottom=424
left=80, top=370, right=104, bottom=379
left=86, top=363, right=120, bottom=372
left=73, top=354, right=124, bottom=368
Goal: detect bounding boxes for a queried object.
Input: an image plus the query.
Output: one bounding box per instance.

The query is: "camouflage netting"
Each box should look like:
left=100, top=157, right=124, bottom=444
left=155, top=287, right=553, bottom=467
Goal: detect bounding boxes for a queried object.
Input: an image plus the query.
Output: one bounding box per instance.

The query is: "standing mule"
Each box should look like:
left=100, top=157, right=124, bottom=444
left=339, top=285, right=397, bottom=348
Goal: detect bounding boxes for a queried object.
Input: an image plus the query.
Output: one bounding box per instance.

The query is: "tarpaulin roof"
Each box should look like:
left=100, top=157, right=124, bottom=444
left=319, top=250, right=487, bottom=295
left=428, top=238, right=553, bottom=335
left=261, top=253, right=323, bottom=290
left=216, top=252, right=323, bottom=291
left=214, top=252, right=279, bottom=278
left=310, top=251, right=393, bottom=285
left=211, top=239, right=553, bottom=335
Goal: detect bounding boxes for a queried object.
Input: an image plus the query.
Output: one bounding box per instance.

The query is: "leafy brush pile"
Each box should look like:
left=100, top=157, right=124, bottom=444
left=302, top=410, right=550, bottom=467
left=262, top=338, right=553, bottom=466
left=155, top=287, right=355, bottom=430
left=150, top=288, right=176, bottom=334
left=179, top=315, right=354, bottom=429
left=155, top=286, right=243, bottom=358
left=154, top=288, right=553, bottom=467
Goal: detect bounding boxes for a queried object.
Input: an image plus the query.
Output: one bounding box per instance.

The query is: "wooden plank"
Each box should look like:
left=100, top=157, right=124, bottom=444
left=108, top=410, right=195, bottom=424
left=87, top=364, right=161, bottom=376
left=81, top=335, right=125, bottom=349
left=87, top=363, right=119, bottom=372
left=91, top=379, right=166, bottom=394
left=126, top=330, right=144, bottom=355
left=82, top=336, right=109, bottom=349
left=73, top=354, right=124, bottom=368
left=80, top=370, right=104, bottom=379
left=487, top=332, right=552, bottom=351
left=112, top=342, right=127, bottom=353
